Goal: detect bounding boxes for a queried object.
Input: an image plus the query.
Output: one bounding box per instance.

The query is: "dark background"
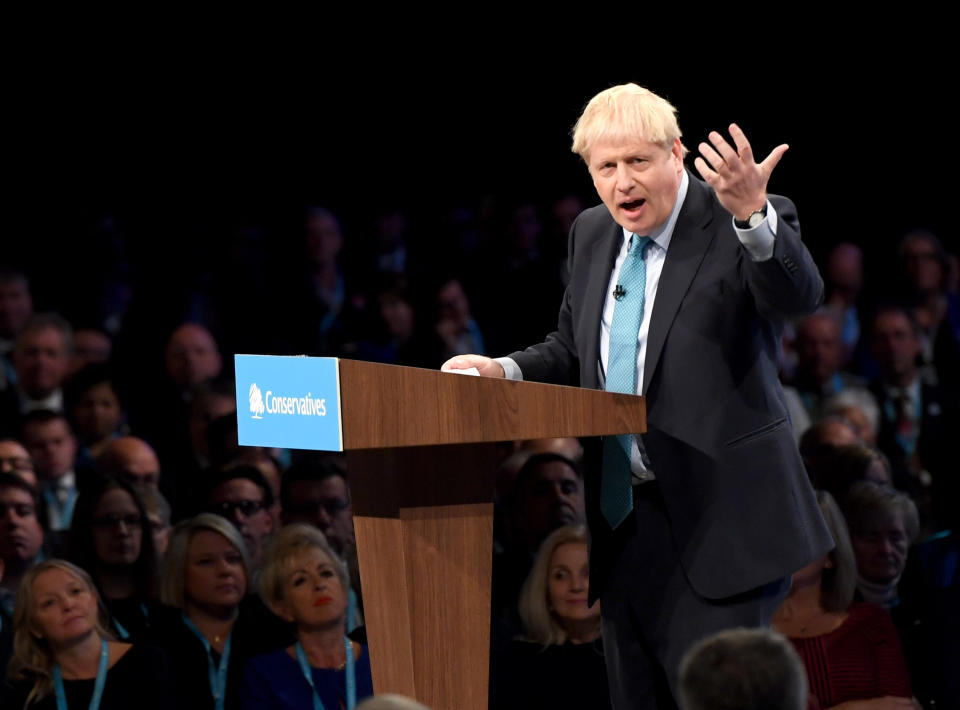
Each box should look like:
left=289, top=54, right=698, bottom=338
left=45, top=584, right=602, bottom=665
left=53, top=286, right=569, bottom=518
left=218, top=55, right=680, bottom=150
left=7, top=39, right=952, bottom=321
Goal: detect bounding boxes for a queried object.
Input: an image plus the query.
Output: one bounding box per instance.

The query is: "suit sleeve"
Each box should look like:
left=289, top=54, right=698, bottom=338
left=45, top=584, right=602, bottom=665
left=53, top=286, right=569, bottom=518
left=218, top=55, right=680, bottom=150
left=740, top=195, right=823, bottom=322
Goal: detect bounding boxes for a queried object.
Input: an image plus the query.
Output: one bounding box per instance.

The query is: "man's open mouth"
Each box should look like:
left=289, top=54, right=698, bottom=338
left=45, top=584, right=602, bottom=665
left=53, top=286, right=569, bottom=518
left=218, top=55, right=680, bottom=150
left=621, top=199, right=645, bottom=210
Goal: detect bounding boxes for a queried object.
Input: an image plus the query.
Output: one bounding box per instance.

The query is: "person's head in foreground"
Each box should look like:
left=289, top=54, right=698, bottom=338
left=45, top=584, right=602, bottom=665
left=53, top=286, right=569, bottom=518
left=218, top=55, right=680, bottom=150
left=678, top=627, right=807, bottom=710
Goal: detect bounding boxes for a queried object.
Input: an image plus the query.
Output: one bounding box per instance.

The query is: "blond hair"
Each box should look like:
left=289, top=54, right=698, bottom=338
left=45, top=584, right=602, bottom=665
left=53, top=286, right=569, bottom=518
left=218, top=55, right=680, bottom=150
left=572, top=83, right=686, bottom=162
left=8, top=559, right=115, bottom=705
left=258, top=523, right=348, bottom=617
left=160, top=513, right=251, bottom=608
left=517, top=524, right=595, bottom=646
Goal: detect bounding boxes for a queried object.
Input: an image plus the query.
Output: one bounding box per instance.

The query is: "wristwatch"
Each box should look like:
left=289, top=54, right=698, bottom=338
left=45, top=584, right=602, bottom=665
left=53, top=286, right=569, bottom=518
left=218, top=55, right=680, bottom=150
left=735, top=204, right=768, bottom=229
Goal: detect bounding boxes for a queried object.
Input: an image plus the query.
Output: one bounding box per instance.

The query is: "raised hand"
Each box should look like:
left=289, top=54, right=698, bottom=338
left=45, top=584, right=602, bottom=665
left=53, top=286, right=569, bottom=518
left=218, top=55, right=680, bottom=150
left=693, top=123, right=788, bottom=221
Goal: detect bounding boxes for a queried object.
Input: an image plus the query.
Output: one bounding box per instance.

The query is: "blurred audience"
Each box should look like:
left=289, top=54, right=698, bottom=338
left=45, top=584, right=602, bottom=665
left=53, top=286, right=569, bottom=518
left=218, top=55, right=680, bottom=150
left=772, top=490, right=914, bottom=708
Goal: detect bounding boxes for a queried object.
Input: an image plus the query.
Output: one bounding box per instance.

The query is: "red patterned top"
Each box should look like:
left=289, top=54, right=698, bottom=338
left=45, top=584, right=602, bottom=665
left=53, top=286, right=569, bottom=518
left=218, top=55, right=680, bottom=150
left=789, top=602, right=912, bottom=708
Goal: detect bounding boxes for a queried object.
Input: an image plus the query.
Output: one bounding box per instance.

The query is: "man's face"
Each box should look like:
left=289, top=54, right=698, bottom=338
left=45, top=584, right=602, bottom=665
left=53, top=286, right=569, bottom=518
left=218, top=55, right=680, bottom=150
left=588, top=137, right=684, bottom=236
left=0, top=486, right=44, bottom=564
left=12, top=327, right=70, bottom=399
left=851, top=512, right=909, bottom=584
left=0, top=440, right=35, bottom=485
left=208, top=478, right=272, bottom=564
left=902, top=236, right=944, bottom=294
left=796, top=316, right=843, bottom=384
left=0, top=280, right=32, bottom=338
left=872, top=311, right=921, bottom=380
left=519, top=461, right=585, bottom=547
left=283, top=476, right=354, bottom=555
left=23, top=419, right=77, bottom=481
left=165, top=324, right=222, bottom=389
left=108, top=437, right=161, bottom=488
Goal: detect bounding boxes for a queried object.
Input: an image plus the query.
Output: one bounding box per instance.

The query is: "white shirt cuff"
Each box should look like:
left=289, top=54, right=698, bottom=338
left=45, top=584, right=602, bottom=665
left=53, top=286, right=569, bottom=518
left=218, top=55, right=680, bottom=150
left=495, top=357, right=523, bottom=381
left=734, top=199, right=778, bottom=262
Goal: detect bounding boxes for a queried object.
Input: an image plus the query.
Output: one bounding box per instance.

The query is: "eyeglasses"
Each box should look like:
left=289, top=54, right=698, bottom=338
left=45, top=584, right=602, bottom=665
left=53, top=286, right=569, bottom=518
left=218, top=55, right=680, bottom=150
left=92, top=513, right=142, bottom=528
left=210, top=500, right=265, bottom=518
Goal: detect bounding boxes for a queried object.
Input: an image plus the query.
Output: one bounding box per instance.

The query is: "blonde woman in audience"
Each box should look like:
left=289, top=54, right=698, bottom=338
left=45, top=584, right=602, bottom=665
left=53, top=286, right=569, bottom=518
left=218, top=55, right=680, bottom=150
left=494, top=524, right=611, bottom=710
left=151, top=513, right=289, bottom=710
left=2, top=559, right=169, bottom=709
left=243, top=523, right=373, bottom=709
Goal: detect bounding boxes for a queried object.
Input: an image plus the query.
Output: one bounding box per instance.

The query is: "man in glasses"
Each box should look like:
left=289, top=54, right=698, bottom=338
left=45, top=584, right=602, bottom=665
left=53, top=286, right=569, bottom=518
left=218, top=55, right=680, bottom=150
left=204, top=465, right=274, bottom=570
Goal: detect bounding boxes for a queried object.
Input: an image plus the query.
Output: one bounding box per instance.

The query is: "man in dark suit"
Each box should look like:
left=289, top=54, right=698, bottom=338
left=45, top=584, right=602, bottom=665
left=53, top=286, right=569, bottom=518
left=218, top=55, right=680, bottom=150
left=869, top=304, right=957, bottom=535
left=444, top=84, right=831, bottom=709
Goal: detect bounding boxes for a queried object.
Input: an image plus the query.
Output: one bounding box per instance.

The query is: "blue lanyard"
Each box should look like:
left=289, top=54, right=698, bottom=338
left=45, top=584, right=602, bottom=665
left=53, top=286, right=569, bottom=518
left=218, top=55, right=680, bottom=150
left=346, top=589, right=358, bottom=633
left=294, top=637, right=356, bottom=710
left=43, top=486, right=79, bottom=529
left=182, top=613, right=232, bottom=710
left=113, top=603, right=149, bottom=640
left=53, top=638, right=109, bottom=710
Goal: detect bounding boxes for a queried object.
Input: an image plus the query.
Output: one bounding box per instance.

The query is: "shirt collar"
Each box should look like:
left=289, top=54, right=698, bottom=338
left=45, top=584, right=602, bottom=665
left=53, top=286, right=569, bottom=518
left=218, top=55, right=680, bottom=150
left=621, top=169, right=690, bottom=252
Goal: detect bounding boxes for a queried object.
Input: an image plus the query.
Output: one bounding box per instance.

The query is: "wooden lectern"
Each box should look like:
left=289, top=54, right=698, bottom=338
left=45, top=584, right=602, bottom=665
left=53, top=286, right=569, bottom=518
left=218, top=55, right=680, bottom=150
left=335, top=360, right=645, bottom=710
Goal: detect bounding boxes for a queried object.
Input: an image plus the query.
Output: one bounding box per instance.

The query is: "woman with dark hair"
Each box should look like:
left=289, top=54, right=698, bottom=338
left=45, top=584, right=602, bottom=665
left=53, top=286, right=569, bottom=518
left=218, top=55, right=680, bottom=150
left=1, top=559, right=170, bottom=709
left=67, top=474, right=157, bottom=641
left=772, top=491, right=914, bottom=709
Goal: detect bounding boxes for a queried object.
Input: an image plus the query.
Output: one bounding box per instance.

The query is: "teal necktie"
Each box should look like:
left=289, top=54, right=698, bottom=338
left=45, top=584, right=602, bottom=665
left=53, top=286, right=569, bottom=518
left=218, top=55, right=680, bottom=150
left=601, top=235, right=650, bottom=528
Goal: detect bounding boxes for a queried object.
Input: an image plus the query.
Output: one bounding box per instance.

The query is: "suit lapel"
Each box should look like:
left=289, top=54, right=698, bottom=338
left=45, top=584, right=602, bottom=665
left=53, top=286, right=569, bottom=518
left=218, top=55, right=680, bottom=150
left=582, top=222, right=624, bottom=389
left=642, top=174, right=716, bottom=395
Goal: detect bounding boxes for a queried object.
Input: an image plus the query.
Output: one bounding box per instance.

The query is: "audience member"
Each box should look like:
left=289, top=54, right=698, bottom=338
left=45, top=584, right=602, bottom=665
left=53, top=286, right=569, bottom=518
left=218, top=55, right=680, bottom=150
left=0, top=438, right=37, bottom=487
left=204, top=466, right=274, bottom=572
left=897, top=229, right=960, bottom=395
left=228, top=450, right=282, bottom=528
left=495, top=524, right=610, bottom=710
left=64, top=364, right=127, bottom=462
left=135, top=483, right=172, bottom=560
left=0, top=474, right=45, bottom=677
left=244, top=523, right=374, bottom=709
left=153, top=513, right=289, bottom=710
left=68, top=475, right=158, bottom=641
left=96, top=436, right=162, bottom=490
left=805, top=443, right=891, bottom=505
left=772, top=490, right=913, bottom=708
left=677, top=628, right=806, bottom=710
left=843, top=481, right=919, bottom=609
left=782, top=309, right=875, bottom=441
left=21, top=410, right=86, bottom=532
left=493, top=452, right=587, bottom=634
left=824, top=242, right=866, bottom=364
left=868, top=304, right=955, bottom=533
left=281, top=455, right=362, bottom=627
left=434, top=277, right=485, bottom=361
left=1, top=559, right=170, bottom=709
left=0, top=268, right=34, bottom=394
left=67, top=327, right=113, bottom=378
left=165, top=323, right=223, bottom=393
left=822, top=389, right=880, bottom=447
left=1, top=315, right=73, bottom=436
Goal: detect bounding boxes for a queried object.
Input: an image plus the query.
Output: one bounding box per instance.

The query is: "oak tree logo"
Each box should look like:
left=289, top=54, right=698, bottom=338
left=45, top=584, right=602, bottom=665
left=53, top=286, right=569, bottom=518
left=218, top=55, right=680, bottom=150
left=249, top=383, right=265, bottom=419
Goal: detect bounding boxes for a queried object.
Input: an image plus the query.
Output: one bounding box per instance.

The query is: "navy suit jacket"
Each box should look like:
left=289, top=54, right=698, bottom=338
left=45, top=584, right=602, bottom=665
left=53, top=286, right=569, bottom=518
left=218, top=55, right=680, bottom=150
left=510, top=172, right=833, bottom=601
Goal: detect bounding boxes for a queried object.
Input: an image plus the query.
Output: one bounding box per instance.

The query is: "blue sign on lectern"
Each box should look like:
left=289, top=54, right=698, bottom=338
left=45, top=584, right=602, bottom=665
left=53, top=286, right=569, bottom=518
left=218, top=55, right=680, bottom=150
left=234, top=355, right=343, bottom=451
